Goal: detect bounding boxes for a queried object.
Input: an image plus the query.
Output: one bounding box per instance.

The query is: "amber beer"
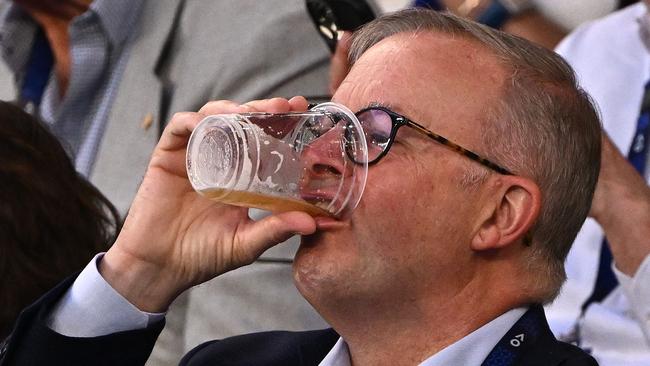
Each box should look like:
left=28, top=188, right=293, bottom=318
left=201, top=188, right=333, bottom=217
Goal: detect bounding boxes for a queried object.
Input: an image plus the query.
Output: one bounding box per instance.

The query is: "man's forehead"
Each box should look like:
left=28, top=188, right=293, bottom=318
left=334, top=31, right=506, bottom=130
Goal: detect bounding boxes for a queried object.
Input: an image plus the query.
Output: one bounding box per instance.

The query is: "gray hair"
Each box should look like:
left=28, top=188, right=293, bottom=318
left=349, top=8, right=601, bottom=302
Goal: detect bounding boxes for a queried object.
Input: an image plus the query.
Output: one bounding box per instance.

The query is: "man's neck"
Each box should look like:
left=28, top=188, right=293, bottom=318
left=324, top=280, right=521, bottom=366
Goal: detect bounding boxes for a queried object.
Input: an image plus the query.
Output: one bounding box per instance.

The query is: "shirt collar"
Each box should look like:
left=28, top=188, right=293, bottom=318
left=89, top=0, right=144, bottom=46
left=0, top=0, right=143, bottom=50
left=419, top=307, right=527, bottom=366
left=318, top=307, right=528, bottom=366
left=0, top=0, right=143, bottom=84
left=319, top=338, right=351, bottom=366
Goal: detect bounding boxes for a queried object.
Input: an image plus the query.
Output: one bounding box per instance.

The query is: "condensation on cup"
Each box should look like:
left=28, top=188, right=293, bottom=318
left=186, top=102, right=368, bottom=219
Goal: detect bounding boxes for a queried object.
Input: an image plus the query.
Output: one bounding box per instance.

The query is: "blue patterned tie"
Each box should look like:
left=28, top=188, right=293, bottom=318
left=19, top=28, right=53, bottom=110
left=583, top=81, right=650, bottom=309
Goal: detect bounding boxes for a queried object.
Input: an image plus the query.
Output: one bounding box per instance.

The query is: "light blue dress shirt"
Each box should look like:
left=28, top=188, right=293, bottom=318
left=47, top=254, right=164, bottom=337
left=0, top=0, right=144, bottom=177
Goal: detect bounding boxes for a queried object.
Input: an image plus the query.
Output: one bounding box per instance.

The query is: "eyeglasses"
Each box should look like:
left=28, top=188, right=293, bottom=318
left=351, top=106, right=512, bottom=175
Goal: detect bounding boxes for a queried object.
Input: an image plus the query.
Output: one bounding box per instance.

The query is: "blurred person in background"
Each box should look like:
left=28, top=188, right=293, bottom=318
left=0, top=100, right=119, bottom=341
left=542, top=2, right=650, bottom=364
left=330, top=0, right=636, bottom=92
left=410, top=0, right=635, bottom=49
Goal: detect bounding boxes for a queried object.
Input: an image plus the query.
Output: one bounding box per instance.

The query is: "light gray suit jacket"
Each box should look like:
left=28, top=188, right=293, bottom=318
left=0, top=1, right=332, bottom=365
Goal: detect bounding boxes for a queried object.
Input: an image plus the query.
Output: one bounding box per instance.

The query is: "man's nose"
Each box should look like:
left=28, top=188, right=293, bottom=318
left=300, top=125, right=352, bottom=179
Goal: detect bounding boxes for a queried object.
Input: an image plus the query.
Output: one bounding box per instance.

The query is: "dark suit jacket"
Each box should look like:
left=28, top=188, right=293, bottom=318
left=0, top=276, right=597, bottom=366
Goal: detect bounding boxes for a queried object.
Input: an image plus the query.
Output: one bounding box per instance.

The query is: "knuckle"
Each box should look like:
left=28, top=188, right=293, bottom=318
left=165, top=112, right=198, bottom=131
left=269, top=97, right=288, bottom=103
left=198, top=100, right=237, bottom=114
left=171, top=111, right=194, bottom=121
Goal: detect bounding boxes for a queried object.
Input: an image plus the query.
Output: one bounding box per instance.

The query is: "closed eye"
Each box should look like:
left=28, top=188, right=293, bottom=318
left=369, top=132, right=389, bottom=145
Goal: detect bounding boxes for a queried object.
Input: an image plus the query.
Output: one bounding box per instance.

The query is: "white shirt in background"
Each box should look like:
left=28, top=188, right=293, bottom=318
left=546, top=3, right=650, bottom=365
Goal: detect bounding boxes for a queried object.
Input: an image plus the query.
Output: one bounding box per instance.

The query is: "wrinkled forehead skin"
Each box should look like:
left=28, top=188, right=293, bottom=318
left=334, top=31, right=508, bottom=151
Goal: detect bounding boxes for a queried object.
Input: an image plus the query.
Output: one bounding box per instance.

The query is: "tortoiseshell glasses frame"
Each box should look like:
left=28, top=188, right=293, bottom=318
left=351, top=106, right=513, bottom=175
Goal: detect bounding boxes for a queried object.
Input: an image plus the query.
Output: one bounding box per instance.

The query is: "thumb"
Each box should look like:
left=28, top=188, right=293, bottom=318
left=235, top=211, right=317, bottom=263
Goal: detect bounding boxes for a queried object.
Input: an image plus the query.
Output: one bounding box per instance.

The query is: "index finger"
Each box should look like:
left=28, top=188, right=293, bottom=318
left=198, top=100, right=251, bottom=115
left=241, top=97, right=294, bottom=113
left=157, top=112, right=204, bottom=152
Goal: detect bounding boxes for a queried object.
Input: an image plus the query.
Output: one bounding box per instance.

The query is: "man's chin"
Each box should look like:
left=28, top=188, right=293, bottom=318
left=293, top=242, right=340, bottom=294
left=292, top=258, right=327, bottom=306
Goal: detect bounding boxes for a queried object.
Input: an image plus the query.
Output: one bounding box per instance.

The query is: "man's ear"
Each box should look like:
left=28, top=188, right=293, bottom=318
left=471, top=176, right=541, bottom=251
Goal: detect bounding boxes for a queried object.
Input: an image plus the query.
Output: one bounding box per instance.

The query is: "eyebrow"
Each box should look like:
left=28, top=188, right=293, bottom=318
left=361, top=100, right=394, bottom=111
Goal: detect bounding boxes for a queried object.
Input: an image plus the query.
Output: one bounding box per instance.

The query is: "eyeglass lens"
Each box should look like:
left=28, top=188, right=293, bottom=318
left=354, top=109, right=394, bottom=163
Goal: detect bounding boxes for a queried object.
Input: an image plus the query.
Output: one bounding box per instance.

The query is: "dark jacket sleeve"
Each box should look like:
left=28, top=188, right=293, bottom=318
left=0, top=275, right=165, bottom=366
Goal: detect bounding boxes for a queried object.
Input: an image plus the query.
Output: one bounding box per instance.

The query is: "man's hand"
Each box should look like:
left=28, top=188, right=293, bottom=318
left=100, top=97, right=318, bottom=312
left=589, top=133, right=650, bottom=276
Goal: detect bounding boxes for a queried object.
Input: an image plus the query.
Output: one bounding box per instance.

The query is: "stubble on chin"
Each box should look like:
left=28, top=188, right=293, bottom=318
left=292, top=236, right=350, bottom=305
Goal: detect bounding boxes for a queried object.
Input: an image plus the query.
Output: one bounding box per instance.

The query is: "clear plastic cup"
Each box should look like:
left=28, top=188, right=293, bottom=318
left=186, top=102, right=368, bottom=218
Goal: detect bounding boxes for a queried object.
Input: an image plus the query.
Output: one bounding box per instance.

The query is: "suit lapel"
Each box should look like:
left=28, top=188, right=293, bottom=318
left=90, top=0, right=184, bottom=215
left=484, top=305, right=595, bottom=366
